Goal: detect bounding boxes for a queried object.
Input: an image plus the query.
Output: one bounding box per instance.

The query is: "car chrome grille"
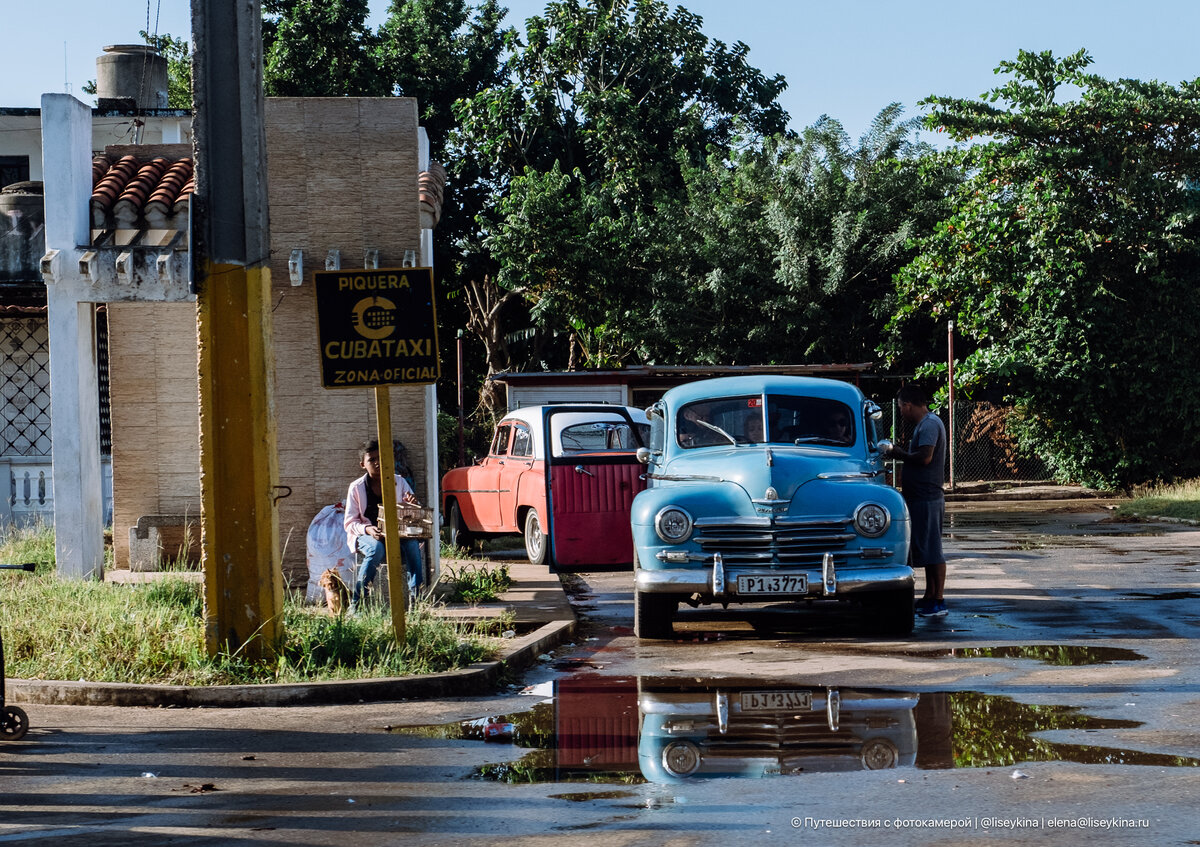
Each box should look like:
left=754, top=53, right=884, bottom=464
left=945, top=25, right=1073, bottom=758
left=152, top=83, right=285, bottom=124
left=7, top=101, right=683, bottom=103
left=693, top=517, right=853, bottom=566
left=700, top=714, right=859, bottom=758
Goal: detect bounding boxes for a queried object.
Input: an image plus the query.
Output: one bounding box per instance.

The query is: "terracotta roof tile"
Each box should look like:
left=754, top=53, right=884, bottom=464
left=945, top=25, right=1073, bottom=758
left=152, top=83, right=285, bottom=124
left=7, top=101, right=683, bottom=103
left=91, top=151, right=193, bottom=237
left=418, top=161, right=446, bottom=228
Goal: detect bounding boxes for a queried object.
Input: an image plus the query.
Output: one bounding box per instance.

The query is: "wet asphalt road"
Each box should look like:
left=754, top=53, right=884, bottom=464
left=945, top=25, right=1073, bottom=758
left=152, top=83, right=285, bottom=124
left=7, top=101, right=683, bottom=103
left=3, top=501, right=1199, bottom=845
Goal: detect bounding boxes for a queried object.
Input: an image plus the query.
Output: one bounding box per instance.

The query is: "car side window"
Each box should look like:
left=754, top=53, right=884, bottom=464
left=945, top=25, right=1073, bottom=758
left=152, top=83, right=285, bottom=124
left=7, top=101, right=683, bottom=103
left=510, top=425, right=533, bottom=458
left=491, top=424, right=512, bottom=456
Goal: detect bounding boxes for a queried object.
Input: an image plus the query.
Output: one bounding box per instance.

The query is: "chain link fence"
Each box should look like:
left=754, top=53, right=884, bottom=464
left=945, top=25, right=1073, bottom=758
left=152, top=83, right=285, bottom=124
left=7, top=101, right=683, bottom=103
left=877, top=399, right=1051, bottom=485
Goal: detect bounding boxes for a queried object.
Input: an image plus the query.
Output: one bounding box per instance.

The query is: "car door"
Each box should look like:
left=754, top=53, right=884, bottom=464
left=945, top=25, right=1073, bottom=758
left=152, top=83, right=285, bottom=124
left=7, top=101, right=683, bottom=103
left=469, top=423, right=511, bottom=531
left=544, top=406, right=648, bottom=567
left=498, top=422, right=535, bottom=530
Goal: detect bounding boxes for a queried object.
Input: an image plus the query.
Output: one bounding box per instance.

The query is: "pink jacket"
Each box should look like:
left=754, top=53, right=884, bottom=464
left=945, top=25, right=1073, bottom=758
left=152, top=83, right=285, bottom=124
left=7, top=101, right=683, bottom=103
left=344, top=473, right=416, bottom=550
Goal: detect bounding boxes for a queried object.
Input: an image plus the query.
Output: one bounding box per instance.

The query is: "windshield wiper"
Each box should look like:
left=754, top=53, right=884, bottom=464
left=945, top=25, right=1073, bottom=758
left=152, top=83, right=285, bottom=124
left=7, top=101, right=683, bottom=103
left=792, top=436, right=846, bottom=446
left=696, top=419, right=737, bottom=446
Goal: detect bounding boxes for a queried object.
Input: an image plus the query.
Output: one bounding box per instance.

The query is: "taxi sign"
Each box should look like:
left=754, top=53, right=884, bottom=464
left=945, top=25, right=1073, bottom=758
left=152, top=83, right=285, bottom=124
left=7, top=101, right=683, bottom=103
left=314, top=267, right=440, bottom=388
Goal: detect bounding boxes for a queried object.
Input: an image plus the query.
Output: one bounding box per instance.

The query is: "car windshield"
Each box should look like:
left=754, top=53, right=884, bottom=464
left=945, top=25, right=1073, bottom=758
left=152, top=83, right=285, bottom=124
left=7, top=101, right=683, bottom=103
left=677, top=394, right=855, bottom=448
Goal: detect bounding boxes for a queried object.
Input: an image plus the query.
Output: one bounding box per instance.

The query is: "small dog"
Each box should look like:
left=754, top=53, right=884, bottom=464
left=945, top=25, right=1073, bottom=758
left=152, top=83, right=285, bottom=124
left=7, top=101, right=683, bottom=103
left=320, top=568, right=350, bottom=615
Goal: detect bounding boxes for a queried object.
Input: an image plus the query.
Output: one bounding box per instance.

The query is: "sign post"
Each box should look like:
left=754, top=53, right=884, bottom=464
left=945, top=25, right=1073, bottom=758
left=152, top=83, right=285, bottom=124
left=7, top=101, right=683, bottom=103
left=314, top=267, right=440, bottom=642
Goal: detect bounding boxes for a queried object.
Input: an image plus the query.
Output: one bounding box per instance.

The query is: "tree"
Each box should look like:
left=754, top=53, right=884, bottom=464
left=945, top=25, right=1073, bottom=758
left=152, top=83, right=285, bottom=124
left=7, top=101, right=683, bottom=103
left=375, top=0, right=509, bottom=152
left=888, top=50, right=1200, bottom=487
left=142, top=31, right=192, bottom=108
left=262, top=0, right=387, bottom=96
left=453, top=0, right=788, bottom=374
left=651, top=105, right=955, bottom=365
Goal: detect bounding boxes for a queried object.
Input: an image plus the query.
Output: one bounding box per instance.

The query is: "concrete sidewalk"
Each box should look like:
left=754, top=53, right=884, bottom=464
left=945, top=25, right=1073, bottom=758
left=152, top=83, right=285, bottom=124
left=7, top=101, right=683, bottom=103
left=10, top=558, right=576, bottom=708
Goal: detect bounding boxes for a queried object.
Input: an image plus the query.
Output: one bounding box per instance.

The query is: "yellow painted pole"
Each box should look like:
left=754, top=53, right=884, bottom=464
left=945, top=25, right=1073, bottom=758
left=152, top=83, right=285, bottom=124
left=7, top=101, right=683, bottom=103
left=375, top=387, right=407, bottom=643
left=196, top=263, right=283, bottom=658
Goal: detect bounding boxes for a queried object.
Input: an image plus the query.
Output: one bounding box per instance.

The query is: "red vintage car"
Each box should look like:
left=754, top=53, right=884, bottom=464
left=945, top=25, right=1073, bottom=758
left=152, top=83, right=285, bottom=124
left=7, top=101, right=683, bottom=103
left=441, top=404, right=649, bottom=568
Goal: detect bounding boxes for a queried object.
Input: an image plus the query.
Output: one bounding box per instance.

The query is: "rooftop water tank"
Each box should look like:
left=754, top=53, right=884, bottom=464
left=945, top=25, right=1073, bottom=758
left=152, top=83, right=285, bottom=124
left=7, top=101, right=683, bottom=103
left=95, top=44, right=168, bottom=110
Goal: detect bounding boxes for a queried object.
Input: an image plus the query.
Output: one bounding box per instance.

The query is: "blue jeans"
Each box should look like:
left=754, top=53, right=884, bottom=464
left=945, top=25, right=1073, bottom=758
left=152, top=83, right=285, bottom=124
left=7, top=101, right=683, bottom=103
left=352, top=534, right=424, bottom=608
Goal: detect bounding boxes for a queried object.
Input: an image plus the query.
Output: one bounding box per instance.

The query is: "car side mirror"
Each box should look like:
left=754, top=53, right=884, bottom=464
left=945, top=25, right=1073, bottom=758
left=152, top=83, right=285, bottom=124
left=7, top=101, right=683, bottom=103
left=637, top=447, right=658, bottom=465
left=875, top=438, right=893, bottom=455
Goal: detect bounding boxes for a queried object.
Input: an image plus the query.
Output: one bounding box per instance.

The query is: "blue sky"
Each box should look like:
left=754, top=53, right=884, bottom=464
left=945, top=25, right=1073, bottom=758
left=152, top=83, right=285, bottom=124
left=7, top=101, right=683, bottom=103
left=3, top=0, right=1199, bottom=140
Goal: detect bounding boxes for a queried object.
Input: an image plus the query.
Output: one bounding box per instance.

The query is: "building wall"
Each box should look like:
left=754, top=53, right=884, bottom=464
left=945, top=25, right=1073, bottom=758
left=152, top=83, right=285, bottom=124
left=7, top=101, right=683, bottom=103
left=0, top=112, right=191, bottom=182
left=105, top=97, right=428, bottom=584
left=266, top=98, right=427, bottom=583
left=107, top=302, right=202, bottom=565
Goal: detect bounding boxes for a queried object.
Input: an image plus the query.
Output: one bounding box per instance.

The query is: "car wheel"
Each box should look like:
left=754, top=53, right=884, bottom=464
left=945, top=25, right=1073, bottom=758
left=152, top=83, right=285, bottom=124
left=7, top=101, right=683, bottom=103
left=447, top=501, right=474, bottom=551
left=634, top=588, right=677, bottom=639
left=864, top=585, right=914, bottom=636
left=524, top=509, right=551, bottom=567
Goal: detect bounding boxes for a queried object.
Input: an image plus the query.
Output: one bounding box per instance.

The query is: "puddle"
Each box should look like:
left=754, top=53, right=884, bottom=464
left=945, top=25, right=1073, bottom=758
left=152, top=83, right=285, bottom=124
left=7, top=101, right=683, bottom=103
left=924, top=645, right=1147, bottom=665
left=548, top=790, right=639, bottom=802
left=393, top=675, right=1199, bottom=784
left=826, top=644, right=1147, bottom=665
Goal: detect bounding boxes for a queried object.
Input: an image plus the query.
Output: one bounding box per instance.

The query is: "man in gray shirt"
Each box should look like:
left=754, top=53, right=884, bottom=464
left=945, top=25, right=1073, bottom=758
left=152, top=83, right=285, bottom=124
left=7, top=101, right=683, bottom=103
left=887, top=385, right=948, bottom=616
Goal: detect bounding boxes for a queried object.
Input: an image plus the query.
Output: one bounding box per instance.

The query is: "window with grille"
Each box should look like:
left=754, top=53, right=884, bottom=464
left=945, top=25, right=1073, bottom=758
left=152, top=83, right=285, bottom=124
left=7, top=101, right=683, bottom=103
left=0, top=313, right=112, bottom=457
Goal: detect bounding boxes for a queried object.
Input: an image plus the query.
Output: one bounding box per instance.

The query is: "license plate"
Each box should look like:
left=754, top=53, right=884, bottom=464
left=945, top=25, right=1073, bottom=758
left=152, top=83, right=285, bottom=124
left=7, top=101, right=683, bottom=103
left=740, top=690, right=813, bottom=711
left=736, top=574, right=807, bottom=595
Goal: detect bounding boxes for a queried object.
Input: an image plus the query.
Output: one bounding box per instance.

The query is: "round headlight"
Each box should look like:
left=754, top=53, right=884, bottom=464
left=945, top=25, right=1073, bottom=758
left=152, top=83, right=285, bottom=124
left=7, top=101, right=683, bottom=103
left=854, top=503, right=890, bottom=537
left=860, top=738, right=899, bottom=770
left=662, top=740, right=702, bottom=777
left=655, top=507, right=693, bottom=543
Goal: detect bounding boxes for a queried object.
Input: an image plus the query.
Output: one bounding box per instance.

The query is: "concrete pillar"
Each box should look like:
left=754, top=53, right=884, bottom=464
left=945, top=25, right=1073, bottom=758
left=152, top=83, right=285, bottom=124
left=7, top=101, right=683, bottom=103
left=41, top=94, right=104, bottom=580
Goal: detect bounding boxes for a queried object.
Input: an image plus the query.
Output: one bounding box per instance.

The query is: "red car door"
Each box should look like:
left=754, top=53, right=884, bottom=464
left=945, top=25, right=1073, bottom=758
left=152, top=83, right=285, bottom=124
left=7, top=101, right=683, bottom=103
left=544, top=407, right=648, bottom=567
left=498, top=422, right=535, bottom=530
left=470, top=423, right=511, bottom=531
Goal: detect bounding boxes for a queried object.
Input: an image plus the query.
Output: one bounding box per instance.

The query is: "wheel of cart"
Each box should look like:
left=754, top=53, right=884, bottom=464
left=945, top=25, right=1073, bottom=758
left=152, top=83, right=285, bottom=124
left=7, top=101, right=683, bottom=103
left=1, top=563, right=37, bottom=741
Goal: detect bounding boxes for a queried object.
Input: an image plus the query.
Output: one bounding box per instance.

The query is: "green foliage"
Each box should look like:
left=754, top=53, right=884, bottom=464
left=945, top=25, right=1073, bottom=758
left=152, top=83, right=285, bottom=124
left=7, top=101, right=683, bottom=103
left=441, top=561, right=511, bottom=603
left=889, top=50, right=1200, bottom=488
left=263, top=0, right=388, bottom=96
left=0, top=520, right=56, bottom=575
left=376, top=0, right=509, bottom=150
left=649, top=106, right=956, bottom=365
left=453, top=0, right=788, bottom=367
left=141, top=30, right=192, bottom=108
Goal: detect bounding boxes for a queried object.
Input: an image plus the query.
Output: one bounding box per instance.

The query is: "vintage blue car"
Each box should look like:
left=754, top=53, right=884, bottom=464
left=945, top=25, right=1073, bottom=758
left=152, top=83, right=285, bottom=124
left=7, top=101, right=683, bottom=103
left=632, top=375, right=912, bottom=638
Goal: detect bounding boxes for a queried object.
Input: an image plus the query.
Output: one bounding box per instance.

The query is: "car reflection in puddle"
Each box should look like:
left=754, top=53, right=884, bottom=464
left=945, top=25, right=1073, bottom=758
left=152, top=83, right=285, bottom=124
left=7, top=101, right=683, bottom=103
left=393, top=674, right=1200, bottom=785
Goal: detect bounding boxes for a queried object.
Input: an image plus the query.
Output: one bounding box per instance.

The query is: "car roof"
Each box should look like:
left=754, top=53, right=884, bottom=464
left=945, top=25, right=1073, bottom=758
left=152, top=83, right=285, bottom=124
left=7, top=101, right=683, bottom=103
left=497, top=404, right=648, bottom=456
left=661, top=375, right=864, bottom=407
left=500, top=404, right=648, bottom=428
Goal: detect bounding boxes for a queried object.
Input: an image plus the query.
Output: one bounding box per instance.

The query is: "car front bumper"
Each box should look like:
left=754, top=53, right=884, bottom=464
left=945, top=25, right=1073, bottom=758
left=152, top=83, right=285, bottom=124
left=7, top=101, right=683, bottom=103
left=635, top=551, right=913, bottom=599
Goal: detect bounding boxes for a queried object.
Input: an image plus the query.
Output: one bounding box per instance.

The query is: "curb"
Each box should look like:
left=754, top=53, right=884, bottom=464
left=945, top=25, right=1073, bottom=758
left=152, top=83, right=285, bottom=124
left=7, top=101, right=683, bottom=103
left=9, top=618, right=576, bottom=709
left=1137, top=514, right=1200, bottom=527
left=944, top=488, right=1109, bottom=503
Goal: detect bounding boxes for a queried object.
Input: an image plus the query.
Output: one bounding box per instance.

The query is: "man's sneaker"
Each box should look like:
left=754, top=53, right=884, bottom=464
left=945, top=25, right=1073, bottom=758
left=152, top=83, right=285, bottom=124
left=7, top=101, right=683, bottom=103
left=917, top=600, right=948, bottom=617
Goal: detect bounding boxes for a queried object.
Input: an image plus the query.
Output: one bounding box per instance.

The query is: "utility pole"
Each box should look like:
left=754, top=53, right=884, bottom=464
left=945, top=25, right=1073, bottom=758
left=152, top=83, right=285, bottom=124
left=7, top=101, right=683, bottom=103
left=947, top=320, right=956, bottom=492
left=190, top=0, right=282, bottom=659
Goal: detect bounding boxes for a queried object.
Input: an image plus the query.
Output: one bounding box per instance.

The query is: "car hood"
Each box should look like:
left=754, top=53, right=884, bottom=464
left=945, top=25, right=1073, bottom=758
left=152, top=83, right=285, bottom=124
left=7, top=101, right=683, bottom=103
left=659, top=446, right=872, bottom=502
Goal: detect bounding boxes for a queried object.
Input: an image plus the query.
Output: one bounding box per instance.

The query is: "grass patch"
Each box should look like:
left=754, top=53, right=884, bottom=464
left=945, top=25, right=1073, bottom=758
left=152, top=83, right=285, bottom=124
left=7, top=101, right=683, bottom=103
left=441, top=562, right=513, bottom=604
left=1, top=525, right=504, bottom=685
left=1117, top=479, right=1200, bottom=522
left=0, top=520, right=56, bottom=574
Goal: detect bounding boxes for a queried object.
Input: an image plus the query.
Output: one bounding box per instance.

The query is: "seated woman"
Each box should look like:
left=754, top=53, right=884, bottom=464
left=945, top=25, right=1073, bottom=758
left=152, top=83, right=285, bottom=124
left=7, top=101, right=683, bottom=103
left=344, top=439, right=424, bottom=613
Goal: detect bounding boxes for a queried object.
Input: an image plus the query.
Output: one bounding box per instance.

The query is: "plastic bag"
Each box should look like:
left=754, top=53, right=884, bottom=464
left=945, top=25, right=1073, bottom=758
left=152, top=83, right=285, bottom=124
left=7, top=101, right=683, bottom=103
left=305, top=503, right=355, bottom=603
